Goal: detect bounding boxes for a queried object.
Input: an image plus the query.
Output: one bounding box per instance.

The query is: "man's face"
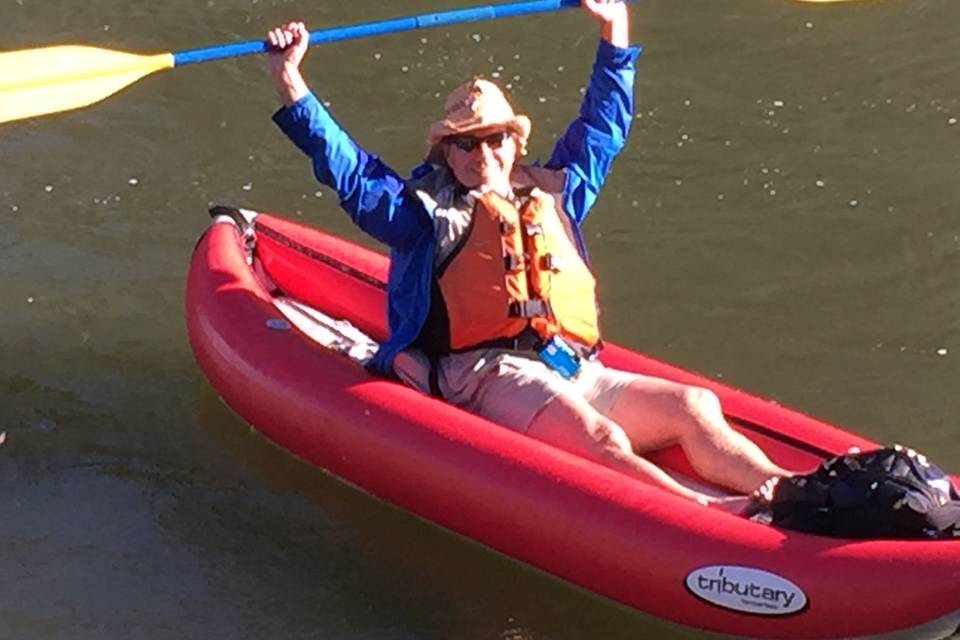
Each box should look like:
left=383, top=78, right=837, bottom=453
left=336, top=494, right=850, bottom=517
left=442, top=128, right=518, bottom=191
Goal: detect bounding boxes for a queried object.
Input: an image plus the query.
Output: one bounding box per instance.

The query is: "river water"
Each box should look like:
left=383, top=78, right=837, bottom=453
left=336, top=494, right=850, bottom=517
left=1, top=0, right=958, bottom=638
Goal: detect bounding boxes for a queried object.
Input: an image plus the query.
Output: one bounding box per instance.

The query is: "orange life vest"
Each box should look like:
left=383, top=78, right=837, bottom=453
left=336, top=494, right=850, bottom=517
left=434, top=188, right=600, bottom=352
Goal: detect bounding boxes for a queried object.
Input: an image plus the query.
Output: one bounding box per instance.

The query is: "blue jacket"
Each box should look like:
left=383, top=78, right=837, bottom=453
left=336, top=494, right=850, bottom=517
left=273, top=39, right=641, bottom=374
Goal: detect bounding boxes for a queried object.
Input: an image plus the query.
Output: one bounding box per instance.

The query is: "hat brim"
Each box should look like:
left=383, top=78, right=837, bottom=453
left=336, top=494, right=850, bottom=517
left=425, top=115, right=531, bottom=165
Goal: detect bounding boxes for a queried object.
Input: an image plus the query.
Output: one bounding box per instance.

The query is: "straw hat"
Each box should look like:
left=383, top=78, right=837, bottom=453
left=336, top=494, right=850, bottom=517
left=425, top=78, right=531, bottom=164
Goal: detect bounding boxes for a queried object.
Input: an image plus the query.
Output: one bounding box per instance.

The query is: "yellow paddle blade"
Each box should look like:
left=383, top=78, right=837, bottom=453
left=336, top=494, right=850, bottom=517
left=0, top=46, right=174, bottom=124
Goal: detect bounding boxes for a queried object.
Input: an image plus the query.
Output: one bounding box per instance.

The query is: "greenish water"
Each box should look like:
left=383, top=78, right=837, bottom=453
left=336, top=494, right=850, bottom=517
left=2, top=1, right=958, bottom=638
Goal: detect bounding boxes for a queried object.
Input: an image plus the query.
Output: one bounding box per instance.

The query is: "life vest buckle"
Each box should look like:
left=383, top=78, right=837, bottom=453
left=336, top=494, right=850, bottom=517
left=503, top=254, right=523, bottom=272
left=508, top=299, right=550, bottom=318
left=541, top=253, right=564, bottom=272
left=524, top=222, right=544, bottom=236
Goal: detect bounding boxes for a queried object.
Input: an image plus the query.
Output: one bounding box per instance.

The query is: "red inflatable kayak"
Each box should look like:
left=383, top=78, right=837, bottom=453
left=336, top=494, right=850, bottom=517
left=186, top=207, right=960, bottom=640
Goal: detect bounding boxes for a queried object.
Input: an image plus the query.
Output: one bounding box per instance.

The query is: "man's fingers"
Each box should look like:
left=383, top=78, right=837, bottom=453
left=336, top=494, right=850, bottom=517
left=267, top=28, right=287, bottom=49
left=266, top=22, right=306, bottom=50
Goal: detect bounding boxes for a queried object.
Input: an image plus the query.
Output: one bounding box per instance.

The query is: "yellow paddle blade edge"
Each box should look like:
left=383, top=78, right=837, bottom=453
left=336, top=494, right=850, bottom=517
left=0, top=46, right=174, bottom=124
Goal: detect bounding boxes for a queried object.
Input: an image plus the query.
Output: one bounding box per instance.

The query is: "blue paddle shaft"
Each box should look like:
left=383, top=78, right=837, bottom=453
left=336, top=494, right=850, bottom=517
left=173, top=0, right=584, bottom=66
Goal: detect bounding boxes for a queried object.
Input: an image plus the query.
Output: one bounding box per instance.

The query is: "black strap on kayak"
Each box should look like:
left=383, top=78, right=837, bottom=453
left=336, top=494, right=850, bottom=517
left=729, top=417, right=835, bottom=459
left=209, top=205, right=251, bottom=227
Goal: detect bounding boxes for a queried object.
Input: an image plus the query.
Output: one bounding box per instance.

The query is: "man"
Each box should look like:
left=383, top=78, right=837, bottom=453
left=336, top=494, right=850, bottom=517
left=267, top=0, right=788, bottom=510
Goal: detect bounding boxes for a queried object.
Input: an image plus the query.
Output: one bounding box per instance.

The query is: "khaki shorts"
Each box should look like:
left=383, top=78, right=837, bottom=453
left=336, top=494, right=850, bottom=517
left=394, top=348, right=636, bottom=433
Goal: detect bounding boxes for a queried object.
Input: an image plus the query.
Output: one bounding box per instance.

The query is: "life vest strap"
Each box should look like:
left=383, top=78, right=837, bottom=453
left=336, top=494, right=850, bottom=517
left=453, top=327, right=543, bottom=354
left=449, top=327, right=597, bottom=359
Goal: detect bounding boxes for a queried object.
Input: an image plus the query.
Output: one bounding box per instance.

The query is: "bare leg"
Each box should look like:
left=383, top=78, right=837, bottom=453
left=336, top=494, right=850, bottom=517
left=526, top=392, right=720, bottom=505
left=605, top=377, right=789, bottom=494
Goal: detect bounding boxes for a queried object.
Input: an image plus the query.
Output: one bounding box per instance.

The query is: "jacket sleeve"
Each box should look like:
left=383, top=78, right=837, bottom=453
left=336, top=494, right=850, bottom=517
left=272, top=92, right=432, bottom=251
left=546, top=39, right=642, bottom=226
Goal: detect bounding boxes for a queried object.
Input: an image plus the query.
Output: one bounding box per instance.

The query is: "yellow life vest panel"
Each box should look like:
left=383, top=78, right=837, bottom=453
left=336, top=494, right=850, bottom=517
left=435, top=187, right=600, bottom=352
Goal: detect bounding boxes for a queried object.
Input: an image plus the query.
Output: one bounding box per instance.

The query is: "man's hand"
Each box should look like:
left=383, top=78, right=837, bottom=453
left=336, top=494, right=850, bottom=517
left=582, top=0, right=630, bottom=47
left=266, top=21, right=310, bottom=106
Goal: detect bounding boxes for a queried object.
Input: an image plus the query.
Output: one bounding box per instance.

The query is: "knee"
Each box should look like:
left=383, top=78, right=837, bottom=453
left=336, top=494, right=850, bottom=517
left=680, top=386, right=722, bottom=419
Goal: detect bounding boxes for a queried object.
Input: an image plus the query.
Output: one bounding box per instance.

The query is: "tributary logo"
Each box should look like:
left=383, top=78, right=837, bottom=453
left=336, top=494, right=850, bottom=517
left=685, top=565, right=807, bottom=616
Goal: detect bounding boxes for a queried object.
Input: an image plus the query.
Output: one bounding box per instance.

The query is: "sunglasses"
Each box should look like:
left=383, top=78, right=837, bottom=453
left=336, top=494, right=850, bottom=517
left=446, top=130, right=511, bottom=152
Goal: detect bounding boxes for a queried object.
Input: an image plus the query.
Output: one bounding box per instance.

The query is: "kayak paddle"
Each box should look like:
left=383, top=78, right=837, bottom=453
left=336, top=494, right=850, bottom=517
left=0, top=0, right=590, bottom=125
left=0, top=0, right=862, bottom=126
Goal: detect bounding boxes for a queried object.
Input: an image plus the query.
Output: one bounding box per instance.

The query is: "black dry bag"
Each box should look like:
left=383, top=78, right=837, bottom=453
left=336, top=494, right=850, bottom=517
left=767, top=446, right=960, bottom=539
